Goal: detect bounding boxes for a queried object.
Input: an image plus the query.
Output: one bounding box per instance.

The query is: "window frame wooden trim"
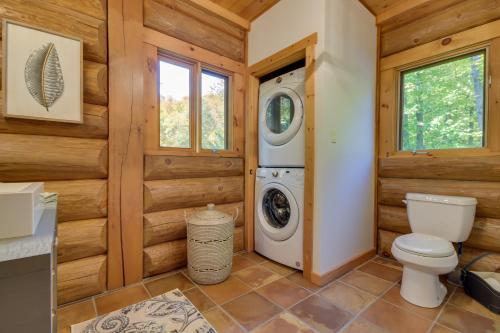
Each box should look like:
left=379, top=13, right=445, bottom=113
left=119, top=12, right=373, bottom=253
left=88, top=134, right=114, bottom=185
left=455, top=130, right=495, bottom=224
left=395, top=46, right=489, bottom=154
left=143, top=40, right=244, bottom=158
left=199, top=65, right=233, bottom=154
left=379, top=42, right=499, bottom=159
left=157, top=53, right=197, bottom=152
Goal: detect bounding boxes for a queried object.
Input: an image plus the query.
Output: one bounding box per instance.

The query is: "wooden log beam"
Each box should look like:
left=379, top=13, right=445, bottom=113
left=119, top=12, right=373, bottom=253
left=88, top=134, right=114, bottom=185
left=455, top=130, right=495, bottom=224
left=144, top=155, right=244, bottom=180
left=45, top=0, right=107, bottom=20
left=377, top=229, right=500, bottom=272
left=0, top=103, right=108, bottom=139
left=380, top=0, right=500, bottom=57
left=143, top=226, right=244, bottom=277
left=58, top=218, right=107, bottom=263
left=378, top=178, right=500, bottom=218
left=144, top=0, right=244, bottom=62
left=84, top=62, right=108, bottom=106
left=0, top=134, right=107, bottom=181
left=57, top=255, right=107, bottom=304
left=378, top=205, right=500, bottom=252
left=45, top=180, right=107, bottom=222
left=0, top=0, right=107, bottom=63
left=143, top=202, right=244, bottom=247
left=142, top=27, right=245, bottom=74
left=143, top=239, right=187, bottom=277
left=184, top=0, right=250, bottom=30
left=379, top=156, right=500, bottom=182
left=144, top=176, right=244, bottom=213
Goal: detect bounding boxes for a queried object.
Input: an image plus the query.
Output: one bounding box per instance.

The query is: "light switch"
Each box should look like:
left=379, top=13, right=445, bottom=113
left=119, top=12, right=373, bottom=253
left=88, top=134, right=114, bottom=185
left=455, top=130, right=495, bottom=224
left=330, top=130, right=337, bottom=143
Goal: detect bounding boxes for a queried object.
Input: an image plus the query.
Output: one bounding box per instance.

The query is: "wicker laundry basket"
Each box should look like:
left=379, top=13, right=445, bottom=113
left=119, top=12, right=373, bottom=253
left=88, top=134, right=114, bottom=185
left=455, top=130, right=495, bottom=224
left=186, top=203, right=237, bottom=284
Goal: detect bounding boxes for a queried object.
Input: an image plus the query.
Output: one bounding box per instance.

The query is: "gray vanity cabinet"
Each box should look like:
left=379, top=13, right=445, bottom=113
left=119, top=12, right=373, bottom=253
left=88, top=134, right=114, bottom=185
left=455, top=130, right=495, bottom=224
left=0, top=203, right=57, bottom=333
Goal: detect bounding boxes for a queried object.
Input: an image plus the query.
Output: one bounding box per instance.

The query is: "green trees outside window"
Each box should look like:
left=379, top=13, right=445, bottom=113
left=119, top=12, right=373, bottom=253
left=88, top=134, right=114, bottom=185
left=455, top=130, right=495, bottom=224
left=159, top=60, right=191, bottom=148
left=201, top=70, right=228, bottom=150
left=400, top=50, right=486, bottom=151
left=158, top=57, right=230, bottom=151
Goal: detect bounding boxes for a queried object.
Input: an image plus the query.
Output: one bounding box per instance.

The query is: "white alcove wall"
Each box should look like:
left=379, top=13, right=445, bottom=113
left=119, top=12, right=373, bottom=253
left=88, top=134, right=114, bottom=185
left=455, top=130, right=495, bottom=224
left=248, top=0, right=377, bottom=276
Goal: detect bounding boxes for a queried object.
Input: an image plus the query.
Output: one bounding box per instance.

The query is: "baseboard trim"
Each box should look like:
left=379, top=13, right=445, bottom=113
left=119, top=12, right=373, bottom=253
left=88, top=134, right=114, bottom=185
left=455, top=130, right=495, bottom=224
left=310, top=248, right=376, bottom=286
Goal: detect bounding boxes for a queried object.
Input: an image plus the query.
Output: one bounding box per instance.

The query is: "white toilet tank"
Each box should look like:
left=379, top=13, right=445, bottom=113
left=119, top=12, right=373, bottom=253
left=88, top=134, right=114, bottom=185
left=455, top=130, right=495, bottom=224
left=405, top=193, right=477, bottom=242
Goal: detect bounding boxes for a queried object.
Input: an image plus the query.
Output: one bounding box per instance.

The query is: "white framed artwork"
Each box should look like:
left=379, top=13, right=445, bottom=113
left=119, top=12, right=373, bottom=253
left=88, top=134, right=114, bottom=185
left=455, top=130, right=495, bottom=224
left=2, top=20, right=83, bottom=123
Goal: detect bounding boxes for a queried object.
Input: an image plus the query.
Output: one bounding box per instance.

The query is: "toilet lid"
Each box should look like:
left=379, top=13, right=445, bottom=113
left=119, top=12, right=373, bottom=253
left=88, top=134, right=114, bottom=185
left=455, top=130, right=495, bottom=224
left=395, top=233, right=455, bottom=258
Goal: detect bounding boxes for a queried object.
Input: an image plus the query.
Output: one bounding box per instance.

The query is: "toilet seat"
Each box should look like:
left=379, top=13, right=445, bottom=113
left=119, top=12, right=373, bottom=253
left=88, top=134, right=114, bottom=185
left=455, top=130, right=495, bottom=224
left=395, top=233, right=455, bottom=258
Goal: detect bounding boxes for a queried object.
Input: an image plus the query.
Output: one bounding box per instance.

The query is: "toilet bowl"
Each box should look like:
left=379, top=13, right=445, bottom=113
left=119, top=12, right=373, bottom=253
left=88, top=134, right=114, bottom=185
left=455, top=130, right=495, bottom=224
left=391, top=233, right=457, bottom=307
left=392, top=193, right=477, bottom=308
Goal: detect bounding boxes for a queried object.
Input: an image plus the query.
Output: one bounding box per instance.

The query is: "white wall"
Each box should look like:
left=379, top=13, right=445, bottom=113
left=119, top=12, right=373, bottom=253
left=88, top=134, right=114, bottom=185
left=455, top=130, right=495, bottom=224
left=249, top=0, right=377, bottom=275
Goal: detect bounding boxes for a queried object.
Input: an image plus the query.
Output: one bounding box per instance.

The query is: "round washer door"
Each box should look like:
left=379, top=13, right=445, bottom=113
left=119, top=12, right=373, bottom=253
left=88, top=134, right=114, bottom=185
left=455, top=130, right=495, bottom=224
left=257, top=182, right=299, bottom=241
left=260, top=87, right=304, bottom=146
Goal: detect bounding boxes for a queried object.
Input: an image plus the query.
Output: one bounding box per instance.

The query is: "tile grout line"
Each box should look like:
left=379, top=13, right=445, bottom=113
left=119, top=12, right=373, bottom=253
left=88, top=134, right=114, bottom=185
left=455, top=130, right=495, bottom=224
left=337, top=278, right=400, bottom=333
left=425, top=287, right=459, bottom=333
left=180, top=270, right=251, bottom=333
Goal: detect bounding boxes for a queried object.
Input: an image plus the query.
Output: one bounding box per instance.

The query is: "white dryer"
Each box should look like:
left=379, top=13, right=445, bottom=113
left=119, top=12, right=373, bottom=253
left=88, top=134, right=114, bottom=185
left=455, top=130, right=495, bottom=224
left=259, top=67, right=305, bottom=167
left=255, top=168, right=303, bottom=269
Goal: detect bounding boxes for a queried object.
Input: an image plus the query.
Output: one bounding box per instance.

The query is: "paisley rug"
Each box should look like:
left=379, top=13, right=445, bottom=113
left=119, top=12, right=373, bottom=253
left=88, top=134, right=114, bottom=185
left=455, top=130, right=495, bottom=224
left=71, top=289, right=216, bottom=333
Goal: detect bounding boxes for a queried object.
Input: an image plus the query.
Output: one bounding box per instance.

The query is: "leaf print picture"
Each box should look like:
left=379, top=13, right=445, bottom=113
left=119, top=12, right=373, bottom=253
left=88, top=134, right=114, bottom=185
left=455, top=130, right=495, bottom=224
left=2, top=20, right=83, bottom=123
left=25, top=42, right=65, bottom=112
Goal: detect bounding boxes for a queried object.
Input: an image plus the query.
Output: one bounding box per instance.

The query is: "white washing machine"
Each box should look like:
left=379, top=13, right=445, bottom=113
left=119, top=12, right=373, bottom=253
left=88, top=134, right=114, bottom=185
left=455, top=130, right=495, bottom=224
left=255, top=168, right=303, bottom=269
left=259, top=67, right=305, bottom=167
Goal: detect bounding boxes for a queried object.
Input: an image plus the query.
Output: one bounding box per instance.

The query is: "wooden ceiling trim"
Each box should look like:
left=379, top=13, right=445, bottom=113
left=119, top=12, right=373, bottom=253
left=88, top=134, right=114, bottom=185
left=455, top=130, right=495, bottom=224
left=187, top=0, right=250, bottom=29
left=376, top=0, right=433, bottom=25
left=380, top=0, right=500, bottom=56
left=208, top=0, right=280, bottom=21
left=359, top=0, right=401, bottom=15
left=239, top=0, right=280, bottom=22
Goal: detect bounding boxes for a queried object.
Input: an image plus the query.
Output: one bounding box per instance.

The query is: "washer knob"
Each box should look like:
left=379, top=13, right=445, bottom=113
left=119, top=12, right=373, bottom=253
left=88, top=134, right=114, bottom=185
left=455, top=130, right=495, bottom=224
left=272, top=171, right=279, bottom=177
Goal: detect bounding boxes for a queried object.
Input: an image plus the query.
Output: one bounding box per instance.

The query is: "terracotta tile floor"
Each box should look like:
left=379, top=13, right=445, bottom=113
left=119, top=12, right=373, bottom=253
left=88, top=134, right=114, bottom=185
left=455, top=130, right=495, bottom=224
left=58, top=253, right=500, bottom=333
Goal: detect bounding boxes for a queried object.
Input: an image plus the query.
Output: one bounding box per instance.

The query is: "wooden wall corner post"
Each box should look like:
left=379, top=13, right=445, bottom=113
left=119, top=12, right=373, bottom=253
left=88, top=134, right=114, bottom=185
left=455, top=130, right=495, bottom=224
left=108, top=0, right=144, bottom=288
left=302, top=43, right=316, bottom=281
left=244, top=73, right=259, bottom=252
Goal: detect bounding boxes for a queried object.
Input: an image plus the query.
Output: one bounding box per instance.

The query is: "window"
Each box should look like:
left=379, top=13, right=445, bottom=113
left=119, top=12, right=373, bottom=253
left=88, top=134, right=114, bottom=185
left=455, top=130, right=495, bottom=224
left=201, top=70, right=229, bottom=150
left=157, top=54, right=232, bottom=152
left=159, top=58, right=192, bottom=148
left=399, top=50, right=486, bottom=151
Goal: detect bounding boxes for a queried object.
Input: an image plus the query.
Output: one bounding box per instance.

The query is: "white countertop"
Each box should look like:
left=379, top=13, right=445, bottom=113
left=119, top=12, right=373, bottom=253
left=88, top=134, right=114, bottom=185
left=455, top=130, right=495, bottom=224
left=0, top=202, right=57, bottom=263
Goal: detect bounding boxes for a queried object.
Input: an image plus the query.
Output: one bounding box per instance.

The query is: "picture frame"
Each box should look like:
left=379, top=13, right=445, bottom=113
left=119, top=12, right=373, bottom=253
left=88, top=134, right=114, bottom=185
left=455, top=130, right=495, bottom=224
left=2, top=19, right=83, bottom=123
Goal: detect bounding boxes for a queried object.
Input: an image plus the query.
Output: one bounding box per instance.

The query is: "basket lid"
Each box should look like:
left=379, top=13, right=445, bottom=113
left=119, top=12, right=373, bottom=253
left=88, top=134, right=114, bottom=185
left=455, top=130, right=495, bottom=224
left=188, top=203, right=233, bottom=226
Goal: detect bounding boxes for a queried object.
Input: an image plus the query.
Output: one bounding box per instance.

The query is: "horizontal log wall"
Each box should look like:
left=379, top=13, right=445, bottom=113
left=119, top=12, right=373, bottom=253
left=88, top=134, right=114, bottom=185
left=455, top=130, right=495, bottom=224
left=143, top=155, right=245, bottom=278
left=144, top=176, right=244, bottom=213
left=377, top=14, right=500, bottom=270
left=143, top=0, right=245, bottom=62
left=0, top=1, right=109, bottom=304
left=380, top=0, right=500, bottom=56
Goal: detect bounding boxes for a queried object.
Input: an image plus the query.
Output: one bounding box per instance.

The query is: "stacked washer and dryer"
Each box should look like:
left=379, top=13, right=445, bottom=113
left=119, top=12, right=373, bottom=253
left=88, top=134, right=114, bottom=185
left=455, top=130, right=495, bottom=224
left=255, top=67, right=305, bottom=270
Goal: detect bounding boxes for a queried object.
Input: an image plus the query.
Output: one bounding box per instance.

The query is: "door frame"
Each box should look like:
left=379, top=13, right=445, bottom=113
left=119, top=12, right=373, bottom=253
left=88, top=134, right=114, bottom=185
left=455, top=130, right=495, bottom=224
left=245, top=33, right=317, bottom=281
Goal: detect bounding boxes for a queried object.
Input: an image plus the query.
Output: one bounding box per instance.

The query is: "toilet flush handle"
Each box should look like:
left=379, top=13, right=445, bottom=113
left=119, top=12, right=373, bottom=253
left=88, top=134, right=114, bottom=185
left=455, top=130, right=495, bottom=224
left=402, top=199, right=408, bottom=205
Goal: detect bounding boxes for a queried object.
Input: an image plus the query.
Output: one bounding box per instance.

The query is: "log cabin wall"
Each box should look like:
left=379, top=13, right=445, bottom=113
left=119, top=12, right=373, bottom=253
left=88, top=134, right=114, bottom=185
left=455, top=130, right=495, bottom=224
left=0, top=1, right=108, bottom=304
left=376, top=2, right=500, bottom=272
left=142, top=0, right=246, bottom=278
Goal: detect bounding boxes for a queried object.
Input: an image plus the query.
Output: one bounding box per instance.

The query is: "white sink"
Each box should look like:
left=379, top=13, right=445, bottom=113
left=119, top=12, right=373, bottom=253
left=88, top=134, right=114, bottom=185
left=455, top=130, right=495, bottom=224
left=0, top=182, right=44, bottom=239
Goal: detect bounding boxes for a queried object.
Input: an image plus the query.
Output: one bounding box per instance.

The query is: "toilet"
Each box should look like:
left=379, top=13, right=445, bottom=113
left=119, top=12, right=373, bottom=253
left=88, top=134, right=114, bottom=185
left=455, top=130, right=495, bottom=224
left=391, top=193, right=477, bottom=308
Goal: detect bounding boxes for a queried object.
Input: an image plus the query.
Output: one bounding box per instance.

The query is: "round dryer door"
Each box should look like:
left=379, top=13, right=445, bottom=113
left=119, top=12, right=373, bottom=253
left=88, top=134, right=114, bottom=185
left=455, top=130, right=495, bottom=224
left=257, top=183, right=299, bottom=241
left=260, top=87, right=304, bottom=146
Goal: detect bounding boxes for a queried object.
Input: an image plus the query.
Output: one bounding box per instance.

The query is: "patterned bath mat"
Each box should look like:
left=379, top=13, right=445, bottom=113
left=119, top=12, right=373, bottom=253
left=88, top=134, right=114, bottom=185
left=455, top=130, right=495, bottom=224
left=71, top=289, right=216, bottom=333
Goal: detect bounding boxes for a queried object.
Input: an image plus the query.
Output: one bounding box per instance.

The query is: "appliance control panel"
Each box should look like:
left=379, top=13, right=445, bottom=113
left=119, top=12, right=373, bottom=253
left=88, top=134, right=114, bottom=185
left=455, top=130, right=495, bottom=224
left=256, top=168, right=304, bottom=186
